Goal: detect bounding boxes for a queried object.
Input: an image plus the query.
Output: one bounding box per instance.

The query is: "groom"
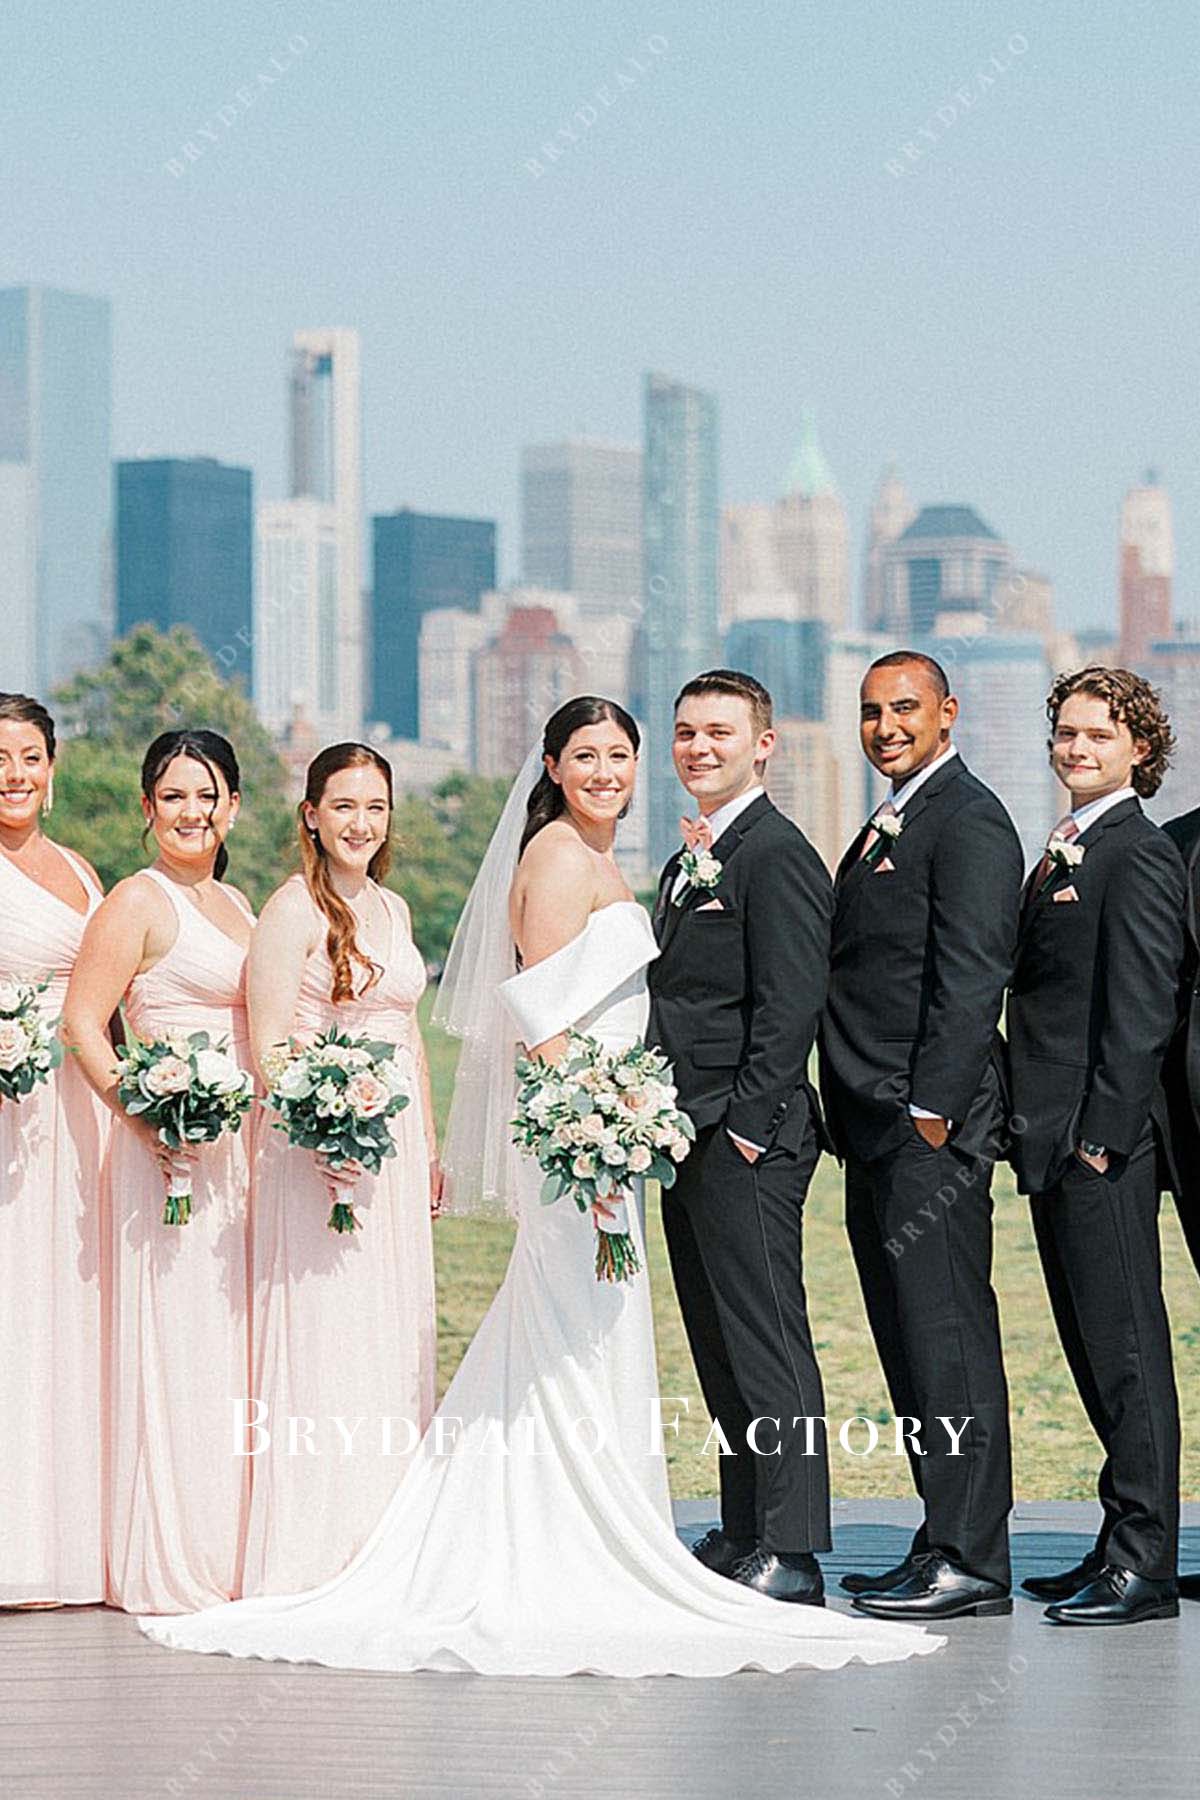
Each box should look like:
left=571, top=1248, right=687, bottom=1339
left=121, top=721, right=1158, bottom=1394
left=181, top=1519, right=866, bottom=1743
left=648, top=669, right=834, bottom=1605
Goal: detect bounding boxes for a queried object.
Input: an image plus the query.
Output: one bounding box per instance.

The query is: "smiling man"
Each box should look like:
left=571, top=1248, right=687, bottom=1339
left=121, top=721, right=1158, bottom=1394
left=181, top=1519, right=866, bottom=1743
left=1008, top=665, right=1185, bottom=1626
left=647, top=669, right=834, bottom=1606
left=820, top=650, right=1023, bottom=1621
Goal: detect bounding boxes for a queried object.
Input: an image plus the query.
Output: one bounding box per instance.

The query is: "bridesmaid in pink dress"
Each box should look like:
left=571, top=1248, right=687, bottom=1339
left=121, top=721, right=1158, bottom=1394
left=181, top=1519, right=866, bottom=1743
left=0, top=694, right=109, bottom=1608
left=62, top=730, right=256, bottom=1614
left=240, top=742, right=438, bottom=1595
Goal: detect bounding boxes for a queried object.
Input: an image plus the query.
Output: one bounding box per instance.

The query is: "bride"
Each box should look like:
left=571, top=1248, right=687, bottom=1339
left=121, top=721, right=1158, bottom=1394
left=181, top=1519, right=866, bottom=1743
left=139, top=697, right=944, bottom=1676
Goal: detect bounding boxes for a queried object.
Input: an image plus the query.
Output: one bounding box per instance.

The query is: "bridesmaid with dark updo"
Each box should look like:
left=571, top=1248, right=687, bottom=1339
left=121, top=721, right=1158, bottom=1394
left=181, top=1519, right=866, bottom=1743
left=63, top=730, right=256, bottom=1614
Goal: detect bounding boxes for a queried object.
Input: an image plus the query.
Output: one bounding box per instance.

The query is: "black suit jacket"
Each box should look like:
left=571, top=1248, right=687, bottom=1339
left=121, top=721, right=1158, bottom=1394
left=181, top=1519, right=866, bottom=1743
left=1006, top=796, right=1186, bottom=1196
left=1156, top=804, right=1200, bottom=1201
left=646, top=793, right=832, bottom=1154
left=819, top=755, right=1023, bottom=1164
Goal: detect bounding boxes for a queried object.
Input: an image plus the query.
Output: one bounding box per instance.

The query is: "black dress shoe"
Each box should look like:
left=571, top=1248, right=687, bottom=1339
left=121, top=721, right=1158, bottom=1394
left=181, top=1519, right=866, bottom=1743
left=731, top=1547, right=825, bottom=1606
left=1179, top=1572, right=1200, bottom=1601
left=841, top=1556, right=918, bottom=1597
left=851, top=1552, right=1011, bottom=1620
left=1045, top=1566, right=1179, bottom=1626
left=691, top=1528, right=756, bottom=1579
left=1021, top=1556, right=1102, bottom=1602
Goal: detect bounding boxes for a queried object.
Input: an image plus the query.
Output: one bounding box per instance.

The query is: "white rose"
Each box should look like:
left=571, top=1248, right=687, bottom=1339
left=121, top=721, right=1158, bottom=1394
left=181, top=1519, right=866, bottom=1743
left=0, top=980, right=25, bottom=1013
left=277, top=1061, right=314, bottom=1101
left=0, top=1019, right=30, bottom=1072
left=628, top=1144, right=652, bottom=1173
left=572, top=1152, right=596, bottom=1179
left=579, top=1113, right=608, bottom=1144
left=601, top=1143, right=628, bottom=1166
left=194, top=1047, right=245, bottom=1094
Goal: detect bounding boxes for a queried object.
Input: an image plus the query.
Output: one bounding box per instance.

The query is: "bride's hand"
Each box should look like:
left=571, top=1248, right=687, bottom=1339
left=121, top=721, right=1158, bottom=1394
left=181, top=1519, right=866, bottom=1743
left=590, top=1194, right=618, bottom=1227
left=428, top=1155, right=445, bottom=1218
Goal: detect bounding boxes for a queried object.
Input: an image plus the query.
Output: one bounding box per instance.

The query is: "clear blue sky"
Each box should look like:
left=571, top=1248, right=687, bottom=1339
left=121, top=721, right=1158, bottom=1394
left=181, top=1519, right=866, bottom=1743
left=3, top=0, right=1196, bottom=628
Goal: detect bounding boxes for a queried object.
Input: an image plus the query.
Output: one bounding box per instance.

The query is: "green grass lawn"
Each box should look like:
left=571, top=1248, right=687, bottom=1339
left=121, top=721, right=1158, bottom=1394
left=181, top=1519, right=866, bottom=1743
left=421, top=990, right=1200, bottom=1503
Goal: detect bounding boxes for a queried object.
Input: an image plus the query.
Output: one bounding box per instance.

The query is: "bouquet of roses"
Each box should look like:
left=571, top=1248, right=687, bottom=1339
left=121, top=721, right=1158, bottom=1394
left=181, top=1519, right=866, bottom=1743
left=0, top=976, right=63, bottom=1102
left=511, top=1031, right=695, bottom=1283
left=263, top=1029, right=411, bottom=1233
left=115, top=1031, right=255, bottom=1224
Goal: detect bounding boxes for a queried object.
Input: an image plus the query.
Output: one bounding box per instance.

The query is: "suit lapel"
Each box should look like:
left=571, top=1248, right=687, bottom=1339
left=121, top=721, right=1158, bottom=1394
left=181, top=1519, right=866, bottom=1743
left=652, top=853, right=680, bottom=945
left=835, top=755, right=966, bottom=911
left=1021, top=796, right=1142, bottom=931
left=658, top=793, right=773, bottom=953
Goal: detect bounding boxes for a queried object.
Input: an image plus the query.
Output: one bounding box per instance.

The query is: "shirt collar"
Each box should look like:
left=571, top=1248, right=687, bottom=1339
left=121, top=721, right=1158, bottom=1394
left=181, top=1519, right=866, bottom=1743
left=889, top=744, right=958, bottom=812
left=1070, top=785, right=1136, bottom=836
left=695, top=784, right=765, bottom=847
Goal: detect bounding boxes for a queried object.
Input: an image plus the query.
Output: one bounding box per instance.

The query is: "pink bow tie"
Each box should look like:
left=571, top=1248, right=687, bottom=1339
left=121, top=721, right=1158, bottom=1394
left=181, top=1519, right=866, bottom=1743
left=680, top=815, right=714, bottom=853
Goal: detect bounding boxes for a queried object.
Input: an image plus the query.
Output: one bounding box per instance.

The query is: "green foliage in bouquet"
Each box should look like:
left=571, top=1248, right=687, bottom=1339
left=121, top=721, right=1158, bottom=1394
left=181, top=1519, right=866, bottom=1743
left=264, top=1028, right=411, bottom=1232
left=511, top=1032, right=696, bottom=1282
left=0, top=977, right=64, bottom=1100
left=115, top=1029, right=255, bottom=1224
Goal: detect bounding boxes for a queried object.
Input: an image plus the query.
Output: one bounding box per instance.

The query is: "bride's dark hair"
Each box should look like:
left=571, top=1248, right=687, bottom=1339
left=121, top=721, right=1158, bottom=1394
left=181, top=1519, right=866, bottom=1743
left=519, top=696, right=640, bottom=858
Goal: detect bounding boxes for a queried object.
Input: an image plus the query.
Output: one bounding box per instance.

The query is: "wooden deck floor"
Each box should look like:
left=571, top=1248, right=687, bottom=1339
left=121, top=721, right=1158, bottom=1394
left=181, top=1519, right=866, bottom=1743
left=3, top=1500, right=1198, bottom=1800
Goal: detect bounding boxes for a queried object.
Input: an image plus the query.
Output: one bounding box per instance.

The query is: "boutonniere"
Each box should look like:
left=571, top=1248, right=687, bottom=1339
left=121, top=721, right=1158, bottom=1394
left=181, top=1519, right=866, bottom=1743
left=674, top=847, right=723, bottom=904
left=1046, top=835, right=1085, bottom=872
left=862, top=809, right=904, bottom=868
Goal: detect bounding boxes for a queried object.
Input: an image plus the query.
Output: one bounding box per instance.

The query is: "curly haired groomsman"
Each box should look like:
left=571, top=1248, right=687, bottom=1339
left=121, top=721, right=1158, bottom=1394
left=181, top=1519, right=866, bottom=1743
left=1011, top=667, right=1184, bottom=1626
left=821, top=651, right=1023, bottom=1621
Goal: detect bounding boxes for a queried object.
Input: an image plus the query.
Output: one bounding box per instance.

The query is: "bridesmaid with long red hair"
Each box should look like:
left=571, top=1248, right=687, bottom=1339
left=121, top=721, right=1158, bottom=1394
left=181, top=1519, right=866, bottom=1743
left=0, top=693, right=108, bottom=1608
left=240, top=742, right=438, bottom=1595
left=62, top=729, right=256, bottom=1613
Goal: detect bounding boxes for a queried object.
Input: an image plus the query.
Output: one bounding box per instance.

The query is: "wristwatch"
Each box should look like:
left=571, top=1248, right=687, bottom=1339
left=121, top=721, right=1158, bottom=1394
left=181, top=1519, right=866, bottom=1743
left=1077, top=1139, right=1106, bottom=1158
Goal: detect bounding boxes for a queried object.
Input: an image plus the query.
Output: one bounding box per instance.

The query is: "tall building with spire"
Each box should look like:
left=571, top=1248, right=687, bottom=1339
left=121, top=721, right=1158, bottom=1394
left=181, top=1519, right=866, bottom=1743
left=721, top=411, right=848, bottom=630
left=1119, top=471, right=1173, bottom=667
left=863, top=464, right=915, bottom=630
left=255, top=328, right=362, bottom=740
left=639, top=373, right=721, bottom=866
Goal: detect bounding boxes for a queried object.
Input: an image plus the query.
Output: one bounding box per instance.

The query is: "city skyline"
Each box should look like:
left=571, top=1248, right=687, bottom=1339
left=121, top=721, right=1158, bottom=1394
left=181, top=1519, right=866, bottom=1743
left=3, top=2, right=1195, bottom=636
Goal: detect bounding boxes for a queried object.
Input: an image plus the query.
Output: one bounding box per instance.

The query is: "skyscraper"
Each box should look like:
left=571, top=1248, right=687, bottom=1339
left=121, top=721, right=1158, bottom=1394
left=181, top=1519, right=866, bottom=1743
left=639, top=372, right=721, bottom=866
left=255, top=329, right=362, bottom=739
left=721, top=412, right=849, bottom=630
left=1119, top=472, right=1173, bottom=666
left=0, top=285, right=112, bottom=694
left=116, top=459, right=253, bottom=685
left=862, top=464, right=915, bottom=630
left=880, top=504, right=1013, bottom=637
left=521, top=440, right=642, bottom=618
left=371, top=510, right=496, bottom=739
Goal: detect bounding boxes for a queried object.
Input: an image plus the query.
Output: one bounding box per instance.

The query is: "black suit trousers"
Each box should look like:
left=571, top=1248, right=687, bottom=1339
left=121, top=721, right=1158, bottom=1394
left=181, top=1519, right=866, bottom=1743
left=661, top=1122, right=831, bottom=1554
left=1030, top=1131, right=1180, bottom=1580
left=845, top=1134, right=1012, bottom=1587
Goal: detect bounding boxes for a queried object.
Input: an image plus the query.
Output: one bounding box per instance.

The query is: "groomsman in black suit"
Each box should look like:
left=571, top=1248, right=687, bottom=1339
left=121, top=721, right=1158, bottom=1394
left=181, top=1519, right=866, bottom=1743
left=820, top=651, right=1022, bottom=1621
left=648, top=670, right=834, bottom=1605
left=1010, top=666, right=1184, bottom=1626
left=1160, top=800, right=1200, bottom=1601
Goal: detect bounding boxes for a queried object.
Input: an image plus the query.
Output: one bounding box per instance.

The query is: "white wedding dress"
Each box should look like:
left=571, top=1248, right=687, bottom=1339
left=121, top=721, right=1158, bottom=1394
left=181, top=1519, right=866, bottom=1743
left=139, top=902, right=944, bottom=1676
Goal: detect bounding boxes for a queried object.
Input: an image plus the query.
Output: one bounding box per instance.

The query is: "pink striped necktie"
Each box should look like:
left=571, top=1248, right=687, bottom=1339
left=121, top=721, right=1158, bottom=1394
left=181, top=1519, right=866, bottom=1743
left=858, top=799, right=898, bottom=861
left=1032, top=812, right=1079, bottom=891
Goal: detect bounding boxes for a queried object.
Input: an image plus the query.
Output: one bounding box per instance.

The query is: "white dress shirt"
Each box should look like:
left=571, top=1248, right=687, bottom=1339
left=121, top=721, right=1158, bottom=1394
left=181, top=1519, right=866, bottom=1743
left=672, top=783, right=768, bottom=1156
left=1068, top=784, right=1136, bottom=835
left=886, top=743, right=959, bottom=1127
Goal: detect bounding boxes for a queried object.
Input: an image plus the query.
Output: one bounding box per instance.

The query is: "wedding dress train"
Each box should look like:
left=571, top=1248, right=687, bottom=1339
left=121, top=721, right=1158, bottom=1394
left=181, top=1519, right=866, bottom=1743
left=140, top=902, right=944, bottom=1675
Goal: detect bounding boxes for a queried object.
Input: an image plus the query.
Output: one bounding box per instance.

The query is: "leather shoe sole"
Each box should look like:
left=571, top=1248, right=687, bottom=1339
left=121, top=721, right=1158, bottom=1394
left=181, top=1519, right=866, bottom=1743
left=1046, top=1597, right=1179, bottom=1626
left=853, top=1593, right=1012, bottom=1621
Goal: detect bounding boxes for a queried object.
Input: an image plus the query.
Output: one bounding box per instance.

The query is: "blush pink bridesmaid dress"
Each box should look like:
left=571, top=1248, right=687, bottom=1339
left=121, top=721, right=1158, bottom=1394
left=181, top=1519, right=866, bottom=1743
left=240, top=875, right=437, bottom=1596
left=105, top=869, right=256, bottom=1614
left=0, top=843, right=108, bottom=1606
